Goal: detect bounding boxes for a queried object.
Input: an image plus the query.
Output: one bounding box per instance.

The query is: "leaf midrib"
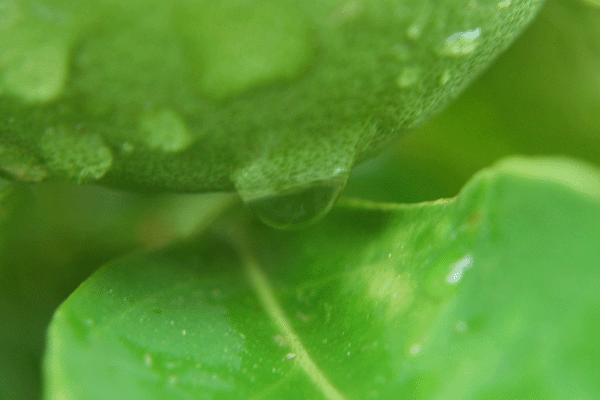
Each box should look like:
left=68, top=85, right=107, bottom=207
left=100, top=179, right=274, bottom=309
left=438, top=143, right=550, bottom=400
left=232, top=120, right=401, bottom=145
left=242, top=245, right=349, bottom=400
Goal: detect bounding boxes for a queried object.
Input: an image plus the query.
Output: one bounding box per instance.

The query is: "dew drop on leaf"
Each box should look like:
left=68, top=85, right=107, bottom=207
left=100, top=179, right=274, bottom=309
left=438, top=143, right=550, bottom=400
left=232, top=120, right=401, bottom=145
left=245, top=180, right=346, bottom=230
left=445, top=254, right=474, bottom=284
left=233, top=152, right=353, bottom=229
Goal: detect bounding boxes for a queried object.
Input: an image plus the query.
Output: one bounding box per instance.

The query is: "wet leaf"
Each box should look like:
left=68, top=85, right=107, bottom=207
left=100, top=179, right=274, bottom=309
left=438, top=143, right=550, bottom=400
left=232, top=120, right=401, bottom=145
left=44, top=156, right=600, bottom=399
left=2, top=0, right=544, bottom=203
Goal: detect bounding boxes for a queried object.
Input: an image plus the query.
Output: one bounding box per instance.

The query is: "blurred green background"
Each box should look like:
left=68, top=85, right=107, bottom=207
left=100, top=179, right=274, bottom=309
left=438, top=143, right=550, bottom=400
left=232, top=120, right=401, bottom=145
left=1, top=0, right=599, bottom=399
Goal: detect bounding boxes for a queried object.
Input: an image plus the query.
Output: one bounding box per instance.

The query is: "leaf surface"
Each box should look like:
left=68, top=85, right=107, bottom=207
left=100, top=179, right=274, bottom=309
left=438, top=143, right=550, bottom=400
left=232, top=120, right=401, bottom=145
left=1, top=0, right=544, bottom=195
left=44, top=157, right=600, bottom=399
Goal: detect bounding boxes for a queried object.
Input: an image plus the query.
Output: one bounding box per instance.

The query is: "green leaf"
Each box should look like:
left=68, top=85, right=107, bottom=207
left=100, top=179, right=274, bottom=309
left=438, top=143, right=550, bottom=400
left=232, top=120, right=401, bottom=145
left=44, top=156, right=600, bottom=399
left=344, top=3, right=600, bottom=204
left=2, top=0, right=544, bottom=197
left=0, top=180, right=17, bottom=272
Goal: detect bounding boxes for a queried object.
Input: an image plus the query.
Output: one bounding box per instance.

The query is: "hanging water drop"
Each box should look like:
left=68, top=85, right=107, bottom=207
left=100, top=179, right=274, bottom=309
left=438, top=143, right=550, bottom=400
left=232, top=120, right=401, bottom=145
left=245, top=178, right=347, bottom=229
left=230, top=130, right=359, bottom=229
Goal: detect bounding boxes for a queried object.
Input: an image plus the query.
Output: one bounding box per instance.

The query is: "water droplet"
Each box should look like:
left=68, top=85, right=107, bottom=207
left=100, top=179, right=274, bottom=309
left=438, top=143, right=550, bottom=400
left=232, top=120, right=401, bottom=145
left=406, top=6, right=431, bottom=41
left=497, top=0, right=512, bottom=10
left=441, top=28, right=482, bottom=56
left=39, top=126, right=113, bottom=184
left=120, top=141, right=135, bottom=154
left=245, top=180, right=346, bottom=229
left=406, top=15, right=427, bottom=40
left=396, top=66, right=420, bottom=88
left=231, top=128, right=360, bottom=229
left=3, top=38, right=70, bottom=103
left=409, top=343, right=422, bottom=355
left=285, top=352, right=297, bottom=360
left=407, top=23, right=422, bottom=40
left=144, top=353, right=153, bottom=366
left=296, top=311, right=311, bottom=323
left=446, top=255, right=473, bottom=284
left=139, top=108, right=193, bottom=153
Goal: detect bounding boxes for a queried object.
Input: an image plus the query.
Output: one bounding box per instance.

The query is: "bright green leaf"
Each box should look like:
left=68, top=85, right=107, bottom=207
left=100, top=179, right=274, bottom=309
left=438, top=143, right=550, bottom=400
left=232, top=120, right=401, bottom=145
left=44, top=156, right=600, bottom=399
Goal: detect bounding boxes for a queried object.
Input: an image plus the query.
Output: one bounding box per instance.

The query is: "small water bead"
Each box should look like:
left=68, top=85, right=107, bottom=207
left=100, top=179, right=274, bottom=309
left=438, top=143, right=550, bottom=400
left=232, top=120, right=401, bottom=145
left=409, top=343, right=422, bottom=355
left=144, top=353, right=153, bottom=366
left=442, top=28, right=482, bottom=56
left=406, top=7, right=431, bottom=41
left=497, top=0, right=513, bottom=9
left=39, top=125, right=113, bottom=184
left=246, top=180, right=346, bottom=230
left=138, top=108, right=193, bottom=153
left=446, top=255, right=473, bottom=284
left=3, top=38, right=70, bottom=103
left=407, top=23, right=422, bottom=40
left=120, top=141, right=135, bottom=154
left=396, top=66, right=421, bottom=89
